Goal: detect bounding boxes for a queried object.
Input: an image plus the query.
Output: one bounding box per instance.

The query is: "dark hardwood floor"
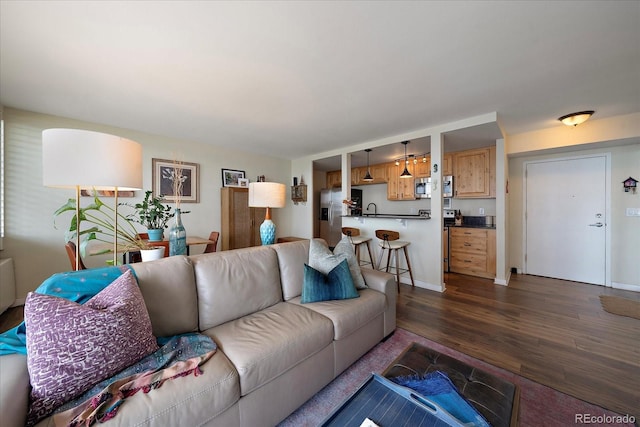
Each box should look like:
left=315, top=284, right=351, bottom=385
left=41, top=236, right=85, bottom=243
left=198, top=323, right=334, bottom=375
left=1, top=273, right=638, bottom=418
left=397, top=273, right=639, bottom=420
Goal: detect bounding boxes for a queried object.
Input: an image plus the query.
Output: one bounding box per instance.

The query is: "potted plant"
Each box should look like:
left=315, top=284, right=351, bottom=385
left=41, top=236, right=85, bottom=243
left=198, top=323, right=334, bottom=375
left=54, top=193, right=164, bottom=263
left=123, top=191, right=174, bottom=241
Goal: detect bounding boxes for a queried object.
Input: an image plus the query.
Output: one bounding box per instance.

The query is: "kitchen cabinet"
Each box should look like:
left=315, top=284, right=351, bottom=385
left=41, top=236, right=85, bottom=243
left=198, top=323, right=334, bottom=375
left=365, top=163, right=389, bottom=184
left=413, top=154, right=451, bottom=177
left=387, top=162, right=415, bottom=200
left=414, top=158, right=431, bottom=178
left=442, top=153, right=453, bottom=176
left=326, top=170, right=341, bottom=188
left=443, top=228, right=449, bottom=272
left=449, top=227, right=496, bottom=279
left=454, top=147, right=492, bottom=198
left=221, top=187, right=266, bottom=250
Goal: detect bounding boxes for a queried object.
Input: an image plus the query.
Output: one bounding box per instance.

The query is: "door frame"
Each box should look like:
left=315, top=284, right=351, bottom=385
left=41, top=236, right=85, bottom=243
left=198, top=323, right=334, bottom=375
left=522, top=153, right=612, bottom=287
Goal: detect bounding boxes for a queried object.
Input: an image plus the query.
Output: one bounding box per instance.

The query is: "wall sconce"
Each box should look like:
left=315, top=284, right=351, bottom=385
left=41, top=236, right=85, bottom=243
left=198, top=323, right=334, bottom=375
left=558, top=110, right=594, bottom=126
left=622, top=177, right=638, bottom=194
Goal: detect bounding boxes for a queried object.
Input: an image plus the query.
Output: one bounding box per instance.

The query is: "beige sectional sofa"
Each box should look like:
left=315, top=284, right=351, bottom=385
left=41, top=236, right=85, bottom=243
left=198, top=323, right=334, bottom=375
left=1, top=239, right=397, bottom=427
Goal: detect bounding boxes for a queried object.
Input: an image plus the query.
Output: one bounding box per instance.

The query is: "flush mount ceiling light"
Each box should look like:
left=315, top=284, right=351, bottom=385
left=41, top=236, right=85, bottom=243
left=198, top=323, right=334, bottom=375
left=558, top=110, right=595, bottom=126
left=400, top=141, right=412, bottom=178
left=362, top=149, right=374, bottom=182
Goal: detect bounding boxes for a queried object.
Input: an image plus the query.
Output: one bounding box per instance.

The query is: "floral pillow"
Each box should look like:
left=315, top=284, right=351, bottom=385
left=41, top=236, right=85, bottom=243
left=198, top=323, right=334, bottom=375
left=309, top=237, right=367, bottom=289
left=25, top=269, right=158, bottom=425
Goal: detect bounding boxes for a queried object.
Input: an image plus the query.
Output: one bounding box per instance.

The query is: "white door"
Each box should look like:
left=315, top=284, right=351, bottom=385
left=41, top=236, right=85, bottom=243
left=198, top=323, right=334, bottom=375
left=525, top=155, right=608, bottom=285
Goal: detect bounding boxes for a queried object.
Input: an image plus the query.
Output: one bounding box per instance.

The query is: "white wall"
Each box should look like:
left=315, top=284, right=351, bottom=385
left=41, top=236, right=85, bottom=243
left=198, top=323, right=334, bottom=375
left=3, top=108, right=292, bottom=302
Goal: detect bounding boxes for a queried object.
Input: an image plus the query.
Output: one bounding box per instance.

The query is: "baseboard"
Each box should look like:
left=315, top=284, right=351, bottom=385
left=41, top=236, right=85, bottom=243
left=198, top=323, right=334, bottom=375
left=611, top=282, right=640, bottom=293
left=399, top=277, right=444, bottom=293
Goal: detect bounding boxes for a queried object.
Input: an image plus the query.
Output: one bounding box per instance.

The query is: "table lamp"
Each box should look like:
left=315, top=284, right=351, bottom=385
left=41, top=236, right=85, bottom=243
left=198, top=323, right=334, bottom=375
left=43, top=129, right=142, bottom=267
left=248, top=182, right=286, bottom=245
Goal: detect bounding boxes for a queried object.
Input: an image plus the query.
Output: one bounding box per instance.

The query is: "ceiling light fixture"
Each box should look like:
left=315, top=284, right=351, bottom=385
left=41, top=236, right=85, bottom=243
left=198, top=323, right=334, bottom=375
left=558, top=110, right=595, bottom=126
left=400, top=141, right=412, bottom=178
left=362, top=149, right=374, bottom=182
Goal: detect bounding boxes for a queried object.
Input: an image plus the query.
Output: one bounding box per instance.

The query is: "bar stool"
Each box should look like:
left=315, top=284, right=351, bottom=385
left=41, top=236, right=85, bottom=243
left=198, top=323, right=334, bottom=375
left=342, top=227, right=374, bottom=268
left=375, top=229, right=415, bottom=291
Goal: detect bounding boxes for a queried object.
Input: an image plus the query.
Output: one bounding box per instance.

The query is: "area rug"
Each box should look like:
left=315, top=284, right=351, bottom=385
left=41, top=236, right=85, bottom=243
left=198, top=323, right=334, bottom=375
left=599, top=295, right=640, bottom=320
left=278, top=328, right=636, bottom=427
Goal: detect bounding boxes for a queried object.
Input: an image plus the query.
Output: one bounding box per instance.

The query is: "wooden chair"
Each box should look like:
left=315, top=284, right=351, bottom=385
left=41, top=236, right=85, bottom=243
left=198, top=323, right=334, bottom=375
left=375, top=229, right=415, bottom=291
left=204, top=231, right=220, bottom=253
left=65, top=241, right=87, bottom=271
left=341, top=227, right=374, bottom=267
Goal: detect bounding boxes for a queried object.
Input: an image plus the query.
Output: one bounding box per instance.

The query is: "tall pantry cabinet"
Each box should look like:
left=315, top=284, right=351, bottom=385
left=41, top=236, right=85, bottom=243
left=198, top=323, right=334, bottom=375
left=220, top=187, right=265, bottom=250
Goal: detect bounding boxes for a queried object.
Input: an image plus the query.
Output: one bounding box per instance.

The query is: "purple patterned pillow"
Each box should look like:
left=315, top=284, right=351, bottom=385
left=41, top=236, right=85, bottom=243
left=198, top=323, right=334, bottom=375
left=25, top=269, right=158, bottom=425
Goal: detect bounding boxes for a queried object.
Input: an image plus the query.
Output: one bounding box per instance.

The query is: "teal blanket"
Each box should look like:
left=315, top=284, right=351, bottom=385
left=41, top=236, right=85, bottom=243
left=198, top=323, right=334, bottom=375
left=0, top=265, right=133, bottom=356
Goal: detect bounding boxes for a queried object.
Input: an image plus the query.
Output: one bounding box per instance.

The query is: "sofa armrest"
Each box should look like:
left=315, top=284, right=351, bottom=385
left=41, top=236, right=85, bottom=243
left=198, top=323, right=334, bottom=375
left=361, top=269, right=397, bottom=337
left=0, top=354, right=30, bottom=427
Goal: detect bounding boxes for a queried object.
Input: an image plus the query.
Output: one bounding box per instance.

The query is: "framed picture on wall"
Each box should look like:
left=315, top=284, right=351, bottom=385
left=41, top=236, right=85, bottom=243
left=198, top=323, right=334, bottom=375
left=222, top=169, right=246, bottom=187
left=152, top=158, right=200, bottom=203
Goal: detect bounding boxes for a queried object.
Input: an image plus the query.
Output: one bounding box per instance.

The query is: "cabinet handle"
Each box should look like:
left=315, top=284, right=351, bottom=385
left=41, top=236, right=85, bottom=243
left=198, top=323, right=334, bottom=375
left=464, top=242, right=471, bottom=246
left=464, top=259, right=472, bottom=263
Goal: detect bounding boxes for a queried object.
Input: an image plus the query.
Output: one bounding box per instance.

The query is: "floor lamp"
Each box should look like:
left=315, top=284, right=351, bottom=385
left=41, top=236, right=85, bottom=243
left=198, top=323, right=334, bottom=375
left=248, top=182, right=286, bottom=245
left=43, top=129, right=142, bottom=267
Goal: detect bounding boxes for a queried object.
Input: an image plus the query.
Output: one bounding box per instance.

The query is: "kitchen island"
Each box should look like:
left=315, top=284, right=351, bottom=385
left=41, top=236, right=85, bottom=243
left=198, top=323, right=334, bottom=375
left=342, top=214, right=496, bottom=291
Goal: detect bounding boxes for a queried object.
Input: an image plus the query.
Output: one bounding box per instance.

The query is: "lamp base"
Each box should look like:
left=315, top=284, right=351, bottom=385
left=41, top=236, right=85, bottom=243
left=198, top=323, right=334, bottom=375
left=260, top=219, right=276, bottom=245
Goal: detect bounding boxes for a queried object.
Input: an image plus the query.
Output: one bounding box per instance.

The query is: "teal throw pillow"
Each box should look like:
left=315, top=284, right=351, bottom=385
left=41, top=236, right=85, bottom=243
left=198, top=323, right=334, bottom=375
left=301, top=259, right=359, bottom=303
left=309, top=238, right=367, bottom=290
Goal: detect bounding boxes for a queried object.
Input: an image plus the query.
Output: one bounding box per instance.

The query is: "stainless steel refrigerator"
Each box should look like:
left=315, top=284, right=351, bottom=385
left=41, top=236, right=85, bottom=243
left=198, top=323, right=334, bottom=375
left=319, top=188, right=362, bottom=248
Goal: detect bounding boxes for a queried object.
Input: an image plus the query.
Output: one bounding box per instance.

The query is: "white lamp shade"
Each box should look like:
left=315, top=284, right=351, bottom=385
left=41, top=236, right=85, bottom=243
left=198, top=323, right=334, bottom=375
left=43, top=128, right=142, bottom=190
left=248, top=182, right=286, bottom=208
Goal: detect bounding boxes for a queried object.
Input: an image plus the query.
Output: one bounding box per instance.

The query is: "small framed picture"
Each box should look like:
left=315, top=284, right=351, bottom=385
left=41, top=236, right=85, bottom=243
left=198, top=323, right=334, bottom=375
left=238, top=178, right=249, bottom=188
left=222, top=169, right=246, bottom=187
left=152, top=158, right=200, bottom=203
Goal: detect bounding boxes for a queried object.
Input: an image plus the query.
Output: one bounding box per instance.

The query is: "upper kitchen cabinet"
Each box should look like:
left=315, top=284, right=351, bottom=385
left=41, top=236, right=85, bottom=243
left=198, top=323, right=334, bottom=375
left=387, top=162, right=415, bottom=200
left=364, top=163, right=388, bottom=184
left=412, top=153, right=451, bottom=178
left=326, top=170, right=341, bottom=188
left=454, top=147, right=493, bottom=198
left=442, top=153, right=453, bottom=176
left=413, top=157, right=430, bottom=178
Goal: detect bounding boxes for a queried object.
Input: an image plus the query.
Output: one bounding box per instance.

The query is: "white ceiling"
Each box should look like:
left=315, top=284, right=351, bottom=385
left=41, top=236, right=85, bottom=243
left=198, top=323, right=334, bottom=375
left=1, top=1, right=638, bottom=164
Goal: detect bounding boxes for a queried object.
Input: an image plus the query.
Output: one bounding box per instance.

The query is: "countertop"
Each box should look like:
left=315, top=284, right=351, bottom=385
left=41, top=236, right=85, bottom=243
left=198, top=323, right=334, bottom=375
left=447, top=224, right=496, bottom=229
left=345, top=214, right=430, bottom=220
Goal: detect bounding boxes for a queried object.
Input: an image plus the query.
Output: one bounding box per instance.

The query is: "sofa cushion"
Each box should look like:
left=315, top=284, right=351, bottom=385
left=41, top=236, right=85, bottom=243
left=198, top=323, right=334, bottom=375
left=131, top=255, right=199, bottom=337
left=290, top=288, right=386, bottom=340
left=25, top=270, right=158, bottom=425
left=56, top=349, right=241, bottom=427
left=301, top=260, right=359, bottom=303
left=205, top=302, right=334, bottom=395
left=309, top=238, right=367, bottom=290
left=272, top=240, right=310, bottom=301
left=193, top=246, right=283, bottom=330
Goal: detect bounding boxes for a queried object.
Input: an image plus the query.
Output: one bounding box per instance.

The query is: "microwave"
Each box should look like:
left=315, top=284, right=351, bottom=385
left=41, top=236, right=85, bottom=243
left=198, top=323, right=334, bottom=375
left=415, top=176, right=454, bottom=199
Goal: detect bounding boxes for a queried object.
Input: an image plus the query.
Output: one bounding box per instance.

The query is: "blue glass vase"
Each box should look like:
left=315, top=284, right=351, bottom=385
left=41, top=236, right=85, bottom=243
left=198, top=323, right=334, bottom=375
left=169, top=208, right=187, bottom=256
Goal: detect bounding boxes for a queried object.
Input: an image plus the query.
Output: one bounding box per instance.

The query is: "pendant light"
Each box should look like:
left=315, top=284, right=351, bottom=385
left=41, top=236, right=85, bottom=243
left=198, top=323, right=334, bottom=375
left=362, top=149, right=374, bottom=182
left=399, top=141, right=412, bottom=178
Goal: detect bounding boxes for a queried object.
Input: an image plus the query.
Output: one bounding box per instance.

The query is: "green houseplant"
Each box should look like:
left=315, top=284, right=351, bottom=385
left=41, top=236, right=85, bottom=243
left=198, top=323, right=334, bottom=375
left=54, top=193, right=153, bottom=258
left=123, top=191, right=174, bottom=241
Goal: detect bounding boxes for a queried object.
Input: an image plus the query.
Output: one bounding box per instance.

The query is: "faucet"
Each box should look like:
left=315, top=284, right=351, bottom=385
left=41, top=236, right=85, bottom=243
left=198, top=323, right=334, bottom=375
left=366, top=203, right=377, bottom=216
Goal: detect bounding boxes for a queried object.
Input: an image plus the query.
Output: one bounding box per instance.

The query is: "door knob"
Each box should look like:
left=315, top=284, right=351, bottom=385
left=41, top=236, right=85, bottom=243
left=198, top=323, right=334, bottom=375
left=588, top=222, right=604, bottom=227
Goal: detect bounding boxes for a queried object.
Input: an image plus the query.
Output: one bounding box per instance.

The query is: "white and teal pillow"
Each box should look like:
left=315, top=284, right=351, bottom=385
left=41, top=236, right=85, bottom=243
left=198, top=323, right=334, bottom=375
left=301, top=259, right=359, bottom=303
left=309, top=238, right=367, bottom=289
